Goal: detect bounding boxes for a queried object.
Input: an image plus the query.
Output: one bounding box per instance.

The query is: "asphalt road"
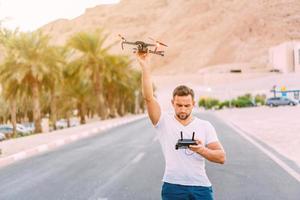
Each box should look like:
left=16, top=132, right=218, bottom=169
left=0, top=113, right=299, bottom=200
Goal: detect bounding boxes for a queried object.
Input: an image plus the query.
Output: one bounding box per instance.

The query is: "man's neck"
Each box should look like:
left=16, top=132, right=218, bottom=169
left=174, top=115, right=194, bottom=126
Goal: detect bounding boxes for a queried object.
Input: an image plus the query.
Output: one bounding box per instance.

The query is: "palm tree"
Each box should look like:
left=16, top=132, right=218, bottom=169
left=0, top=95, right=9, bottom=124
left=41, top=46, right=68, bottom=130
left=0, top=60, right=30, bottom=137
left=1, top=80, right=18, bottom=138
left=104, top=54, right=130, bottom=117
left=103, top=54, right=142, bottom=117
left=0, top=30, right=22, bottom=137
left=67, top=29, right=115, bottom=120
left=61, top=60, right=93, bottom=124
left=0, top=30, right=55, bottom=133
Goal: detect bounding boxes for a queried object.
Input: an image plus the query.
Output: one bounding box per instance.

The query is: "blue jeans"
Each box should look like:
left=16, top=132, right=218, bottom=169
left=161, top=182, right=214, bottom=200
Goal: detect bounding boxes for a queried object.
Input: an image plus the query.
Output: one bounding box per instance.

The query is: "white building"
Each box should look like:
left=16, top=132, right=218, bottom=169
left=269, top=41, right=300, bottom=73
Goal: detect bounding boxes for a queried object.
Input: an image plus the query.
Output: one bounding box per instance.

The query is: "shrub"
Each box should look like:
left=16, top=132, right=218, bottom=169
left=198, top=97, right=219, bottom=109
left=219, top=100, right=231, bottom=109
left=255, top=94, right=266, bottom=105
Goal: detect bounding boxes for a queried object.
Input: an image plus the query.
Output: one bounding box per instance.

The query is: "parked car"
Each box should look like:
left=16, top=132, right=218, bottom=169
left=55, top=119, right=79, bottom=130
left=266, top=97, right=298, bottom=107
left=70, top=119, right=79, bottom=127
left=0, top=132, right=6, bottom=141
left=56, top=119, right=68, bottom=129
left=17, top=124, right=33, bottom=134
left=0, top=124, right=32, bottom=137
left=21, top=122, right=35, bottom=132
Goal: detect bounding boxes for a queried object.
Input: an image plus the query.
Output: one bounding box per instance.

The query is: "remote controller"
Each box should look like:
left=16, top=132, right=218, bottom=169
left=175, top=131, right=197, bottom=150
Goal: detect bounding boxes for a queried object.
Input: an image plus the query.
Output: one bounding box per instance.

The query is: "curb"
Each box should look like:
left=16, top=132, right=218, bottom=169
left=0, top=115, right=147, bottom=169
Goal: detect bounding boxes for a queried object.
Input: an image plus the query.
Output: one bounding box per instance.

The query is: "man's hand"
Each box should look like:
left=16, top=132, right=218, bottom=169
left=136, top=52, right=151, bottom=68
left=189, top=140, right=206, bottom=155
left=189, top=140, right=226, bottom=164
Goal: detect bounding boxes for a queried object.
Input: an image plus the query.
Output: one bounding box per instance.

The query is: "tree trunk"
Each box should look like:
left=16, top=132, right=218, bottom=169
left=93, top=71, right=107, bottom=120
left=120, top=101, right=125, bottom=116
left=116, top=97, right=124, bottom=116
left=50, top=87, right=57, bottom=130
left=112, top=101, right=119, bottom=118
left=107, top=88, right=118, bottom=118
left=24, top=111, right=29, bottom=122
left=32, top=80, right=42, bottom=133
left=10, top=98, right=17, bottom=138
left=134, top=90, right=140, bottom=114
left=78, top=102, right=86, bottom=124
left=66, top=111, right=71, bottom=128
left=67, top=118, right=71, bottom=128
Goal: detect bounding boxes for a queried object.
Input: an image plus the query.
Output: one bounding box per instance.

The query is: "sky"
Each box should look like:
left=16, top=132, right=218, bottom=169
left=0, top=0, right=120, bottom=31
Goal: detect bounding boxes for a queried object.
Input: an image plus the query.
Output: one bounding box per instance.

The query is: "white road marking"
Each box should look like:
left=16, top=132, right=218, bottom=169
left=37, top=144, right=48, bottom=152
left=70, top=135, right=78, bottom=141
left=81, top=131, right=90, bottom=137
left=92, top=128, right=98, bottom=133
left=152, top=135, right=159, bottom=142
left=228, top=120, right=300, bottom=183
left=55, top=139, right=65, bottom=146
left=13, top=152, right=26, bottom=161
left=131, top=152, right=145, bottom=164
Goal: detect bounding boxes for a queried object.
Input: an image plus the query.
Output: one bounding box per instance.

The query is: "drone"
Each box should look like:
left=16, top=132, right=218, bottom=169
left=118, top=34, right=168, bottom=56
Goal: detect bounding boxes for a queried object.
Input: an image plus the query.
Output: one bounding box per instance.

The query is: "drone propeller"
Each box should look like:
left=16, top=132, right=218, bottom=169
left=118, top=34, right=166, bottom=56
left=149, top=49, right=164, bottom=56
left=148, top=37, right=168, bottom=47
left=118, top=34, right=126, bottom=42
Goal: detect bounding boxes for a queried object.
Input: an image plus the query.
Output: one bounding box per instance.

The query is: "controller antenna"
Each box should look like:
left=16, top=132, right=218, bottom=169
left=180, top=131, right=183, bottom=140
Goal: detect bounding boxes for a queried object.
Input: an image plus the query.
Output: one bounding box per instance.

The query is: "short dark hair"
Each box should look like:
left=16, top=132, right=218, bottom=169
left=172, top=85, right=194, bottom=100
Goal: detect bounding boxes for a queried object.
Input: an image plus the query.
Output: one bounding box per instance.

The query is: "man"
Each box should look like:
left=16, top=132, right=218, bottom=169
left=137, top=52, right=226, bottom=200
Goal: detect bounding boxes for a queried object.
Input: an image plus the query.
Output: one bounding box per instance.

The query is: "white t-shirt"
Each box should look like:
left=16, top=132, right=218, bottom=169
left=154, top=112, right=219, bottom=186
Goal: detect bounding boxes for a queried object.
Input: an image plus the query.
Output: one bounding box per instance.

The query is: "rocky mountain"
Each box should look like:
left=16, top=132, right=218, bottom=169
left=41, top=0, right=300, bottom=74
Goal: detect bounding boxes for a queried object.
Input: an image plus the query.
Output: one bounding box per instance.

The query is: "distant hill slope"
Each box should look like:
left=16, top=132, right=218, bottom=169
left=41, top=0, right=300, bottom=74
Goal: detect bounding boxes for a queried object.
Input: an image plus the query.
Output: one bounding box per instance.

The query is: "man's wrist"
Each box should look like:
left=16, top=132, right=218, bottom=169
left=197, top=146, right=208, bottom=156
left=141, top=65, right=151, bottom=73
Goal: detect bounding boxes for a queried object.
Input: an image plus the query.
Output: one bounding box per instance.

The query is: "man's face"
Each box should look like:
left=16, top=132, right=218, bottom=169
left=172, top=95, right=195, bottom=120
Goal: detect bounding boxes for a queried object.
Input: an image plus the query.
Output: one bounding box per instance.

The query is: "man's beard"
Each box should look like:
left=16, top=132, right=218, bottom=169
left=176, top=112, right=190, bottom=120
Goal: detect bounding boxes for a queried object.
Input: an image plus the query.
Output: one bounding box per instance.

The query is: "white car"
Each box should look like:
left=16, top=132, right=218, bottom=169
left=0, top=132, right=5, bottom=141
left=56, top=119, right=68, bottom=129
left=21, top=122, right=35, bottom=132
left=0, top=124, right=31, bottom=136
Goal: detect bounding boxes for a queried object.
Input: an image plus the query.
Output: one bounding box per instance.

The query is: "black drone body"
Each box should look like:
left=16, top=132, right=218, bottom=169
left=119, top=34, right=167, bottom=56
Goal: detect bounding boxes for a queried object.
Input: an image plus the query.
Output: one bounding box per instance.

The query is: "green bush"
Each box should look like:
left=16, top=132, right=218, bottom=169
left=233, top=98, right=252, bottom=107
left=231, top=93, right=255, bottom=107
left=219, top=100, right=231, bottom=109
left=237, top=93, right=252, bottom=101
left=255, top=94, right=266, bottom=105
left=198, top=98, right=206, bottom=108
left=198, top=93, right=266, bottom=110
left=198, top=97, right=219, bottom=109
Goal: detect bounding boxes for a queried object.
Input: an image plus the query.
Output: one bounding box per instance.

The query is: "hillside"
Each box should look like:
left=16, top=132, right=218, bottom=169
left=41, top=0, right=300, bottom=75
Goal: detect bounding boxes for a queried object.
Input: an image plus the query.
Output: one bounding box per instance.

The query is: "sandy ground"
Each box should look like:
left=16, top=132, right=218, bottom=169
left=216, top=106, right=300, bottom=167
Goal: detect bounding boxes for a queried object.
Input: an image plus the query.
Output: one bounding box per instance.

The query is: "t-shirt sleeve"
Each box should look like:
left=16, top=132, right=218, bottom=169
left=205, top=122, right=219, bottom=145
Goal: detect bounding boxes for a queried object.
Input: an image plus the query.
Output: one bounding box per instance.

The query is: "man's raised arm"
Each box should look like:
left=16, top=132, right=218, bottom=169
left=136, top=53, right=161, bottom=125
